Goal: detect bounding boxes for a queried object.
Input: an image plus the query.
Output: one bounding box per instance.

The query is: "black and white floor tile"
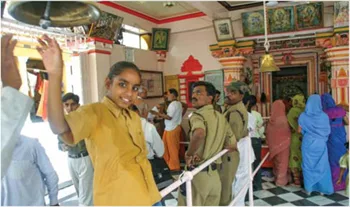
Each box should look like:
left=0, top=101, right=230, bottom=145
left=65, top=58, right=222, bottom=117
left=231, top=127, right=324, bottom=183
left=49, top=170, right=349, bottom=206
left=159, top=174, right=349, bottom=206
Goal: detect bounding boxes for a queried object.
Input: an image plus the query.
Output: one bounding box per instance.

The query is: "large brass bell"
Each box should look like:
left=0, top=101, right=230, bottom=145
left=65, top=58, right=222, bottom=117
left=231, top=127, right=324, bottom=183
left=7, top=1, right=101, bottom=29
left=260, top=53, right=280, bottom=72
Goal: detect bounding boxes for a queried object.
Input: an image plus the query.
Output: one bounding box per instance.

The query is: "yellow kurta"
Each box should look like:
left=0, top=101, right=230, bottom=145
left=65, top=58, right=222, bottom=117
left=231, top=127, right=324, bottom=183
left=65, top=97, right=161, bottom=206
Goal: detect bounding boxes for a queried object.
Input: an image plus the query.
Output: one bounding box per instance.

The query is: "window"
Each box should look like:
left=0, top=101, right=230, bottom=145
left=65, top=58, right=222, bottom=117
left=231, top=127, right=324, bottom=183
left=122, top=31, right=140, bottom=49
left=120, top=24, right=150, bottom=50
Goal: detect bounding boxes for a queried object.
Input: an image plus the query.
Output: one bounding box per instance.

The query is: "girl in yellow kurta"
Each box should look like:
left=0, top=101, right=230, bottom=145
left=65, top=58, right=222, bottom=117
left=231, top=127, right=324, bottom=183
left=36, top=35, right=161, bottom=206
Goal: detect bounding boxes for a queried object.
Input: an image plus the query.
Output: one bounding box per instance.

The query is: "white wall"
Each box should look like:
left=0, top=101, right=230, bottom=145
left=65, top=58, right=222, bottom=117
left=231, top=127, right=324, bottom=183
left=164, top=26, right=222, bottom=76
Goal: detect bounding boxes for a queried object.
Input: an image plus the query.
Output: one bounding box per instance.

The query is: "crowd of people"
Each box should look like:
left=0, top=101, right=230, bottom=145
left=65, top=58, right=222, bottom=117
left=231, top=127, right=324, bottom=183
left=1, top=32, right=349, bottom=207
left=266, top=92, right=349, bottom=196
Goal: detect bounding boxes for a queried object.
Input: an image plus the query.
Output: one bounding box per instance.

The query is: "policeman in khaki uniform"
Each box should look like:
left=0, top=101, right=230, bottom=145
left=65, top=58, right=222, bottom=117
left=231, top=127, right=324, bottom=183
left=177, top=81, right=237, bottom=206
left=219, top=81, right=249, bottom=206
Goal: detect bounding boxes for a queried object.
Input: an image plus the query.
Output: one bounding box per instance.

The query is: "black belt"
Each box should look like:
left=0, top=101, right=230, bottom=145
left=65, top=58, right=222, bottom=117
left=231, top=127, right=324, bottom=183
left=68, top=151, right=89, bottom=159
left=193, top=163, right=219, bottom=172
left=180, top=163, right=219, bottom=197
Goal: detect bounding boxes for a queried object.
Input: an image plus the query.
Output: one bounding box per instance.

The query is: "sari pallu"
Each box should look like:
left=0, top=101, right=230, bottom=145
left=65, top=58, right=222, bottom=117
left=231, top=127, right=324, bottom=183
left=321, top=93, right=348, bottom=191
left=266, top=100, right=291, bottom=186
left=299, top=95, right=334, bottom=195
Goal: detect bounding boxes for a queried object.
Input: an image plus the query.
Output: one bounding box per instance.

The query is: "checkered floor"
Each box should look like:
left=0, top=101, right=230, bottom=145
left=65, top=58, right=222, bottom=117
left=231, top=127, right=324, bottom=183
left=51, top=171, right=349, bottom=206
left=161, top=174, right=349, bottom=206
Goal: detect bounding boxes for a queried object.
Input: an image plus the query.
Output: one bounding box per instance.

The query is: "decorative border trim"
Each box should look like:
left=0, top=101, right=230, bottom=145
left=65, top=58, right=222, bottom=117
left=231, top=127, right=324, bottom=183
left=87, top=49, right=111, bottom=55
left=87, top=37, right=114, bottom=45
left=99, top=1, right=206, bottom=24
left=218, top=1, right=263, bottom=11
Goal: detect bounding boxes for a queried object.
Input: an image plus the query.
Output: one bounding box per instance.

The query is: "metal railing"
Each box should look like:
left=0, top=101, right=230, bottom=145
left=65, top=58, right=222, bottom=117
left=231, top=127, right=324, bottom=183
left=160, top=136, right=270, bottom=206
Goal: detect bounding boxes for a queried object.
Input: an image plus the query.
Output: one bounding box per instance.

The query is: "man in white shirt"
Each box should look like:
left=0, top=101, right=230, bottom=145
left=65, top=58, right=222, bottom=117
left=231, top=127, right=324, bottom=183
left=1, top=135, right=59, bottom=206
left=135, top=86, right=149, bottom=118
left=130, top=105, right=165, bottom=160
left=151, top=88, right=183, bottom=171
left=232, top=95, right=256, bottom=206
left=1, top=34, right=34, bottom=177
left=245, top=95, right=265, bottom=190
left=142, top=116, right=165, bottom=159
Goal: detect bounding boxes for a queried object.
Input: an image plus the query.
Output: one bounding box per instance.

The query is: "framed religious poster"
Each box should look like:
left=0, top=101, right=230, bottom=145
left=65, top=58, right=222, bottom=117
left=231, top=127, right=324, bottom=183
left=88, top=11, right=124, bottom=41
left=242, top=10, right=265, bottom=36
left=213, top=18, right=234, bottom=41
left=268, top=6, right=295, bottom=33
left=334, top=1, right=349, bottom=28
left=151, top=28, right=170, bottom=51
left=295, top=2, right=323, bottom=30
left=205, top=69, right=224, bottom=105
left=140, top=70, right=164, bottom=98
left=164, top=75, right=180, bottom=94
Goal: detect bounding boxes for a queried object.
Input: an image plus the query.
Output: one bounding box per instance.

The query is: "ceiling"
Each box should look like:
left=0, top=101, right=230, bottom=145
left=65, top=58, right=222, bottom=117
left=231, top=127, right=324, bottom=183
left=218, top=1, right=264, bottom=11
left=114, top=1, right=200, bottom=19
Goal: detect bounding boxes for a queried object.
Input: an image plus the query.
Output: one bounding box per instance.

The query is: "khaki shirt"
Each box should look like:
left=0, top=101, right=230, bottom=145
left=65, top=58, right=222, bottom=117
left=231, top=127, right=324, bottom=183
left=189, top=105, right=236, bottom=165
left=65, top=97, right=161, bottom=206
left=224, top=101, right=248, bottom=140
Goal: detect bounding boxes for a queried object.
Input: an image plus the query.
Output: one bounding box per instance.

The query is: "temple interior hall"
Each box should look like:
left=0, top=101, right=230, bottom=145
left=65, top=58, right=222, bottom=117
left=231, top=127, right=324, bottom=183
left=1, top=1, right=349, bottom=206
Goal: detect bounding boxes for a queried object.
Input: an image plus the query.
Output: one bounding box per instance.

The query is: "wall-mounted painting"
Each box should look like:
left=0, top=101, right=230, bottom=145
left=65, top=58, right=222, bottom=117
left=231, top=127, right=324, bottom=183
left=334, top=1, right=349, bottom=28
left=213, top=18, right=234, bottom=41
left=164, top=75, right=180, bottom=95
left=205, top=69, right=224, bottom=105
left=140, top=70, right=164, bottom=98
left=268, top=6, right=295, bottom=33
left=295, top=2, right=323, bottom=30
left=89, top=11, right=124, bottom=41
left=242, top=10, right=265, bottom=36
left=151, top=28, right=170, bottom=51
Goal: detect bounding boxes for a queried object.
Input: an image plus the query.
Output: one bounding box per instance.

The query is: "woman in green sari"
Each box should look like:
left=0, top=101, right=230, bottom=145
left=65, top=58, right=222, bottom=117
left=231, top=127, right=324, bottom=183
left=287, top=94, right=305, bottom=186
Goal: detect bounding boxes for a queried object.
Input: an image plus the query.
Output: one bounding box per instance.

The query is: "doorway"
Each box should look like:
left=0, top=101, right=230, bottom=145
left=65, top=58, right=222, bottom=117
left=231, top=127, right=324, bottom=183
left=272, top=66, right=308, bottom=101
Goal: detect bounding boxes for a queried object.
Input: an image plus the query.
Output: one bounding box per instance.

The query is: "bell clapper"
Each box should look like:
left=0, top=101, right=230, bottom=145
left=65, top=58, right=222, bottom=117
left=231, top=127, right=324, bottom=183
left=39, top=1, right=52, bottom=29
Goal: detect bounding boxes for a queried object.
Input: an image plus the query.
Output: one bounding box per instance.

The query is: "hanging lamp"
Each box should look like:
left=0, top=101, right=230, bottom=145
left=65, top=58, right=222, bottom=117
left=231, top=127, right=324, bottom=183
left=260, top=0, right=280, bottom=72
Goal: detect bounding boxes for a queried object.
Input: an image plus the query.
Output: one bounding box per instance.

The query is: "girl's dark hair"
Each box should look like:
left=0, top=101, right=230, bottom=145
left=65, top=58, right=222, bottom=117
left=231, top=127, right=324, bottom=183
left=107, top=61, right=141, bottom=80
left=261, top=92, right=267, bottom=103
left=243, top=95, right=257, bottom=112
left=345, top=142, right=349, bottom=150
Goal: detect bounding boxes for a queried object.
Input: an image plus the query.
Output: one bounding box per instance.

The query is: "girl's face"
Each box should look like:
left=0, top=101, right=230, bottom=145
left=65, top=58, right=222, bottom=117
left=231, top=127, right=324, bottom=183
left=105, top=69, right=141, bottom=109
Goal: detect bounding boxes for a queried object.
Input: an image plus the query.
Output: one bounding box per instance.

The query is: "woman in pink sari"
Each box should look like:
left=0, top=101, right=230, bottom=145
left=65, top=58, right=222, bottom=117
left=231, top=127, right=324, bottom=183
left=266, top=100, right=291, bottom=186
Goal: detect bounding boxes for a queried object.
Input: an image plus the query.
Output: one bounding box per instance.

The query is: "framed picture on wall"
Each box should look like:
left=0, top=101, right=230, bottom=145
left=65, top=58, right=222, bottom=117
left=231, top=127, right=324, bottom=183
left=295, top=2, right=323, bottom=30
left=213, top=18, right=234, bottom=41
left=241, top=10, right=265, bottom=36
left=268, top=6, right=295, bottom=33
left=165, top=75, right=180, bottom=94
left=333, top=1, right=349, bottom=28
left=88, top=11, right=124, bottom=41
left=151, top=28, right=171, bottom=51
left=205, top=69, right=224, bottom=105
left=140, top=70, right=164, bottom=98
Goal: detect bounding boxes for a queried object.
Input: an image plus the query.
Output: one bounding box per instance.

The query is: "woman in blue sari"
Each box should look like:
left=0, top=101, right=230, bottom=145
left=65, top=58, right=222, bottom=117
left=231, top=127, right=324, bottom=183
left=298, top=95, right=334, bottom=195
left=321, top=93, right=347, bottom=191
